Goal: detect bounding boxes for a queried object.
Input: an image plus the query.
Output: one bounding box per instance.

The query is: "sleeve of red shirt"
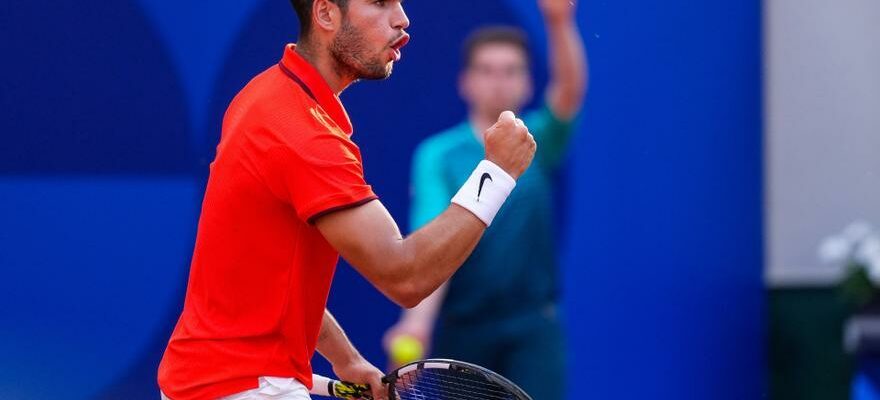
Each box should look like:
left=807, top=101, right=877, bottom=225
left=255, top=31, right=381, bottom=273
left=260, top=122, right=378, bottom=223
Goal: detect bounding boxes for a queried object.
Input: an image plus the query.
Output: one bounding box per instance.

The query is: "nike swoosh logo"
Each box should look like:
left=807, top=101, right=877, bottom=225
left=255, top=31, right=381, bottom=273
left=477, top=172, right=493, bottom=201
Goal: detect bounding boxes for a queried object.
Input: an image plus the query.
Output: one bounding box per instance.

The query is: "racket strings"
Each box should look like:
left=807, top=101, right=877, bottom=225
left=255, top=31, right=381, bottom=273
left=397, top=378, right=503, bottom=400
left=395, top=374, right=510, bottom=400
left=394, top=368, right=517, bottom=400
left=400, top=369, right=511, bottom=394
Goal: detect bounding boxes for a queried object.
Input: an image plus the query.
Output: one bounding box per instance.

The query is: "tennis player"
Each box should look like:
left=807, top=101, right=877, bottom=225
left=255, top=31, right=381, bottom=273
left=157, top=0, right=536, bottom=399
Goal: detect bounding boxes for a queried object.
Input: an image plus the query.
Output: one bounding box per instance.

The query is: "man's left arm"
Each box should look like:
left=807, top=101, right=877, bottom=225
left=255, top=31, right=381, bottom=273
left=529, top=0, right=588, bottom=170
left=542, top=0, right=588, bottom=120
left=316, top=309, right=388, bottom=400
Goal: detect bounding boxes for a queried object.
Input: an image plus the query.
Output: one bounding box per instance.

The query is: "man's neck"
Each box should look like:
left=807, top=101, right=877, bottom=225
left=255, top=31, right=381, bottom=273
left=295, top=40, right=355, bottom=95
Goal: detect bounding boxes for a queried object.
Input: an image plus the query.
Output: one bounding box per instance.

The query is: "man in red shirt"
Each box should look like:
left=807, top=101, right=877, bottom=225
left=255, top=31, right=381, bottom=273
left=158, top=1, right=537, bottom=399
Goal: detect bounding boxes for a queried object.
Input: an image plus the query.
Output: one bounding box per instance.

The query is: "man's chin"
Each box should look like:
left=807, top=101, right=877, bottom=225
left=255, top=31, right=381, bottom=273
left=359, top=64, right=394, bottom=81
left=486, top=106, right=520, bottom=117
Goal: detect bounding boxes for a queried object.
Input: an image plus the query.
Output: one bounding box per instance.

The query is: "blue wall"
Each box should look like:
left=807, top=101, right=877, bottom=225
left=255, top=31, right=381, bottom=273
left=561, top=2, right=765, bottom=398
left=0, top=0, right=764, bottom=399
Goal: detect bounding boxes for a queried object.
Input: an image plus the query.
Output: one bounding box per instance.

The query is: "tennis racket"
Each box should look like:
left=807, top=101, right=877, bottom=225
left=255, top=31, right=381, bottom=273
left=310, top=358, right=532, bottom=400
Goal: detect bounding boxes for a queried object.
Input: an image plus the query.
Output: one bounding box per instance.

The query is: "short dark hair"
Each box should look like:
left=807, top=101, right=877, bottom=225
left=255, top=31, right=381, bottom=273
left=462, top=26, right=531, bottom=68
left=289, top=0, right=350, bottom=38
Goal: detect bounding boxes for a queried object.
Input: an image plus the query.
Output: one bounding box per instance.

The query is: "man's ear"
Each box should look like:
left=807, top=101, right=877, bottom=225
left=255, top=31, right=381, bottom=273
left=312, top=0, right=342, bottom=34
left=458, top=70, right=476, bottom=105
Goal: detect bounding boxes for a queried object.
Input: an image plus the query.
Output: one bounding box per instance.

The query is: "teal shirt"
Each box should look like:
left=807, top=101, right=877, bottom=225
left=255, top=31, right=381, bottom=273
left=410, top=105, right=577, bottom=325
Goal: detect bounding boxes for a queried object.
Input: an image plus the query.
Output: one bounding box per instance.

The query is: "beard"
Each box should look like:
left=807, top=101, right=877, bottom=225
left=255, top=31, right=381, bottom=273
left=330, top=18, right=393, bottom=81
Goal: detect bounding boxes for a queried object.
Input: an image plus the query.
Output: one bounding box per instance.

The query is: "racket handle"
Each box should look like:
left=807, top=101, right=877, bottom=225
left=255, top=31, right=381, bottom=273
left=311, top=374, right=372, bottom=399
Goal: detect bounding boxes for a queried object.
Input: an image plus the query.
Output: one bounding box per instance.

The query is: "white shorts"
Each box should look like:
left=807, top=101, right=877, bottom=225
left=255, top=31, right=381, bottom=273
left=161, top=376, right=311, bottom=400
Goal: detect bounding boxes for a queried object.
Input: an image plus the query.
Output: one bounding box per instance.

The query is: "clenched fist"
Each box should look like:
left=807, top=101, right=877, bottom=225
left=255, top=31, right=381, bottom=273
left=483, top=111, right=537, bottom=180
left=539, top=0, right=577, bottom=24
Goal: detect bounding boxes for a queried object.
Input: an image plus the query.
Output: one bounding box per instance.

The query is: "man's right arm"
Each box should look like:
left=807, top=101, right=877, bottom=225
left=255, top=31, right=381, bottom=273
left=316, top=200, right=482, bottom=308
left=315, top=111, right=536, bottom=308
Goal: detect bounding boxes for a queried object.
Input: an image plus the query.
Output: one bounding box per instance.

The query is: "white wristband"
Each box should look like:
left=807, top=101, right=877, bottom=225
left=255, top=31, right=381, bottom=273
left=451, top=160, right=516, bottom=226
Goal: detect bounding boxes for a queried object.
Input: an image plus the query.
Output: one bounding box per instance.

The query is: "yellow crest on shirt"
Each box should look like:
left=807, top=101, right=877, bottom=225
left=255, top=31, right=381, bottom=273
left=310, top=106, right=346, bottom=137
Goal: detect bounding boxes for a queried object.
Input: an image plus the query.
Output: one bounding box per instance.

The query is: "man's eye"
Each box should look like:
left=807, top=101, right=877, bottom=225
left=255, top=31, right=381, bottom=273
left=375, top=0, right=387, bottom=6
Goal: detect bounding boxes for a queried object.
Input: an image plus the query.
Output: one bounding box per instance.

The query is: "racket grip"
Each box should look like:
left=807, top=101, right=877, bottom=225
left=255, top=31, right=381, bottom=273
left=310, top=374, right=372, bottom=399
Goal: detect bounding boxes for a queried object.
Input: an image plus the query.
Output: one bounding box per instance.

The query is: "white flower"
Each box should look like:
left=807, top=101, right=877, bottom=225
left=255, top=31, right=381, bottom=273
left=856, top=235, right=880, bottom=265
left=868, top=262, right=880, bottom=285
left=866, top=251, right=880, bottom=284
left=819, top=235, right=853, bottom=265
left=843, top=221, right=874, bottom=243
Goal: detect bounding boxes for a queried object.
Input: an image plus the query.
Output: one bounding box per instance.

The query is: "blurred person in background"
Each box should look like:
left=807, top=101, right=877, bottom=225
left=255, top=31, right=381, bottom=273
left=383, top=0, right=587, bottom=399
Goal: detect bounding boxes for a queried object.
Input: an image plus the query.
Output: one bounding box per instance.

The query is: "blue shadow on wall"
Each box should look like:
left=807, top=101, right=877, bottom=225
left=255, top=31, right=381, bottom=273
left=0, top=0, right=194, bottom=173
left=0, top=0, right=197, bottom=399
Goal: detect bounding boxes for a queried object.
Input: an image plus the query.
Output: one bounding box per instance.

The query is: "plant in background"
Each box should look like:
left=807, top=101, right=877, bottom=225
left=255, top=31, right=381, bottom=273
left=820, top=221, right=880, bottom=307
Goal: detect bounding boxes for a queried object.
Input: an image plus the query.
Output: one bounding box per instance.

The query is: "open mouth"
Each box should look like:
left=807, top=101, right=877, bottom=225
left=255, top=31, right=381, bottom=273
left=389, top=33, right=410, bottom=61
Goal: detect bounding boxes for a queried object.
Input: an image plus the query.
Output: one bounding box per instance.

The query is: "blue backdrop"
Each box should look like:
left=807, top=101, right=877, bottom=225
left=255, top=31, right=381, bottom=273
left=0, top=0, right=764, bottom=399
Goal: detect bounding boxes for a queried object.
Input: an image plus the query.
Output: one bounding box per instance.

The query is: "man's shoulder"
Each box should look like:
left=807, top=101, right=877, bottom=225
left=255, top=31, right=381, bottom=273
left=226, top=66, right=332, bottom=137
left=414, top=122, right=475, bottom=160
left=234, top=65, right=309, bottom=109
left=523, top=103, right=577, bottom=133
left=522, top=104, right=554, bottom=127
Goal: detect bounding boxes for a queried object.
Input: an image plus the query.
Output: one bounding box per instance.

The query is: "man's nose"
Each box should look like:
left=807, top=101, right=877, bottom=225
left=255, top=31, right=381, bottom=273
left=392, top=2, right=410, bottom=30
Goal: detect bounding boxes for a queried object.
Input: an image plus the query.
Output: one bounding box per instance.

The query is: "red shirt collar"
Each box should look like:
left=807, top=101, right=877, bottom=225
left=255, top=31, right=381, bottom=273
left=279, top=44, right=353, bottom=134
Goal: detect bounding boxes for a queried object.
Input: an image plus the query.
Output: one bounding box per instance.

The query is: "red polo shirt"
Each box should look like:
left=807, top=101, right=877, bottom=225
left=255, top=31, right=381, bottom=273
left=158, top=44, right=377, bottom=400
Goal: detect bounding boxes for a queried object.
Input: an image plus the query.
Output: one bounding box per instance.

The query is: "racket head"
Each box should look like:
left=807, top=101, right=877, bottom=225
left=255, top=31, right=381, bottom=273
left=385, top=359, right=533, bottom=400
